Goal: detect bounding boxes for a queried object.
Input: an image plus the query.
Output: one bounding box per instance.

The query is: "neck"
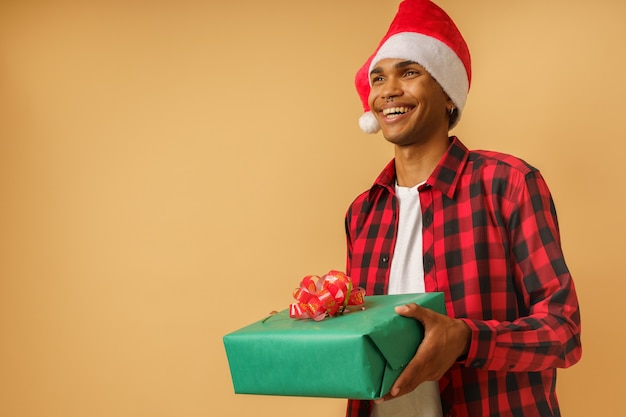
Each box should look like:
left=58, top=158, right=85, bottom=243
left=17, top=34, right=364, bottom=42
left=394, top=135, right=450, bottom=188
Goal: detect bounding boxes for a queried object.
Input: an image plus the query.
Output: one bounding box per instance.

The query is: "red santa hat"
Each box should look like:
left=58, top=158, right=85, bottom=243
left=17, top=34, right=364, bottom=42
left=355, top=0, right=471, bottom=133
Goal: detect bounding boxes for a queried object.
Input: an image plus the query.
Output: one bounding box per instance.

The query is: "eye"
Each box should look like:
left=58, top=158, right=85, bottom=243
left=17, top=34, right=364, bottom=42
left=371, top=75, right=385, bottom=84
left=404, top=69, right=420, bottom=78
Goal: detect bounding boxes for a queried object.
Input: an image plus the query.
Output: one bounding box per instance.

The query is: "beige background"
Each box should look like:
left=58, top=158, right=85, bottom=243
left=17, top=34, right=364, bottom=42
left=1, top=0, right=624, bottom=416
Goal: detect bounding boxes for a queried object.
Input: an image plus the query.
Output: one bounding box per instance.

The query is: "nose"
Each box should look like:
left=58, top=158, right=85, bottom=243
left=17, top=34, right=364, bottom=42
left=380, top=77, right=402, bottom=102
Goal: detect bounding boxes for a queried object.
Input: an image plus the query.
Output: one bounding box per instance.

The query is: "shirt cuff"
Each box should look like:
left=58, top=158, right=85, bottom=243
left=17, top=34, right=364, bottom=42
left=457, top=318, right=496, bottom=369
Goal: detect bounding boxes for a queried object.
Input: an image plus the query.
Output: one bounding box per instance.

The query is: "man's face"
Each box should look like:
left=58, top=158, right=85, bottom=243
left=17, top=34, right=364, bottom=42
left=368, top=59, right=452, bottom=146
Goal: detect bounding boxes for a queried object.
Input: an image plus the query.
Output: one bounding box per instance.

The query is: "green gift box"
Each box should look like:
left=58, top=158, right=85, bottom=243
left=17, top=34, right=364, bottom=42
left=223, top=292, right=446, bottom=400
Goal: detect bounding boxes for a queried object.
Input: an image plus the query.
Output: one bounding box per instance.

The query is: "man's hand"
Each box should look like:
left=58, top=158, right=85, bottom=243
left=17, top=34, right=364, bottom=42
left=374, top=303, right=471, bottom=403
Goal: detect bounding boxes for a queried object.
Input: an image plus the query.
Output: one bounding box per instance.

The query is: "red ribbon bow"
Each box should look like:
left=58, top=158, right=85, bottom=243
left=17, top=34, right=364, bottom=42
left=289, top=270, right=365, bottom=321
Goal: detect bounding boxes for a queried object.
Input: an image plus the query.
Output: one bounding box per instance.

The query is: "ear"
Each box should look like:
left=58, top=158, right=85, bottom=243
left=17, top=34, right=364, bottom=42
left=446, top=95, right=455, bottom=110
left=447, top=106, right=459, bottom=129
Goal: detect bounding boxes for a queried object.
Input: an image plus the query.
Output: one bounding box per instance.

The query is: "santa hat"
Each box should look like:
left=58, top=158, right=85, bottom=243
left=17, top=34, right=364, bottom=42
left=355, top=0, right=471, bottom=133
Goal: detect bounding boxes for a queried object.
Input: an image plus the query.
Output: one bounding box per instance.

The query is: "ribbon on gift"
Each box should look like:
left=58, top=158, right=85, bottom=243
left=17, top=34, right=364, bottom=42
left=289, top=270, right=365, bottom=321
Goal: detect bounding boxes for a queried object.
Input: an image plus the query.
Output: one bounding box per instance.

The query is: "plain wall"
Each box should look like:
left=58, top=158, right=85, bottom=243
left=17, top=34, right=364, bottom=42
left=1, top=1, right=624, bottom=416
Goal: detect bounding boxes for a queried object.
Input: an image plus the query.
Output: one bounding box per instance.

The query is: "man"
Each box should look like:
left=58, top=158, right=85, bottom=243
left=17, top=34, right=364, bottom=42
left=344, top=1, right=582, bottom=416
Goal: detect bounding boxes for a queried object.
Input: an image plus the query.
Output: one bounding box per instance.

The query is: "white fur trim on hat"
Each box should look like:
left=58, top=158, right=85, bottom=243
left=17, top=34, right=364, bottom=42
left=369, top=32, right=469, bottom=129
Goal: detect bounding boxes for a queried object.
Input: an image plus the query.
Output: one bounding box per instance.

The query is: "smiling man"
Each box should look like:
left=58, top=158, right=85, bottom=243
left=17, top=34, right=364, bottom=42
left=344, top=1, right=582, bottom=417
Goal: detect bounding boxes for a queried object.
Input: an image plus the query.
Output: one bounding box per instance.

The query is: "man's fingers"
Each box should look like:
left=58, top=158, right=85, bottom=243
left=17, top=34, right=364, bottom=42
left=374, top=303, right=466, bottom=404
left=375, top=385, right=400, bottom=401
left=374, top=350, right=426, bottom=403
left=374, top=383, right=407, bottom=404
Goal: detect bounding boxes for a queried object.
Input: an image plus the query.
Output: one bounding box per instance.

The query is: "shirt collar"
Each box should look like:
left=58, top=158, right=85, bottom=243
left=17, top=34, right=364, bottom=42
left=370, top=137, right=470, bottom=200
left=426, top=136, right=469, bottom=199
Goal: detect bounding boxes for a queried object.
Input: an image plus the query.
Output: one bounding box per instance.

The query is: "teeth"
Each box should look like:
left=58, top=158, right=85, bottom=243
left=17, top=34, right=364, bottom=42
left=382, top=106, right=411, bottom=117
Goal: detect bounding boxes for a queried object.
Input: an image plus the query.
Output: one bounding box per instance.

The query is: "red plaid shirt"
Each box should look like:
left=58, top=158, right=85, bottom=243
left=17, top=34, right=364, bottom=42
left=344, top=137, right=582, bottom=417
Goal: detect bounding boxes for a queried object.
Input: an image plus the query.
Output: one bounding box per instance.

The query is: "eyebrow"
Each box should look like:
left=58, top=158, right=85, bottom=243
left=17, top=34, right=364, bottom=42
left=370, top=60, right=420, bottom=76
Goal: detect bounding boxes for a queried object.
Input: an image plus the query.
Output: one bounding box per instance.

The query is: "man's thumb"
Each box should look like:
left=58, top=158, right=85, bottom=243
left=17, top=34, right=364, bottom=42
left=395, top=303, right=425, bottom=317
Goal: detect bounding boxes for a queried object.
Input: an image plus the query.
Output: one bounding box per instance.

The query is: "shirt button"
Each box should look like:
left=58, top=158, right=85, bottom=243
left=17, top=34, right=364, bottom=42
left=423, top=210, right=433, bottom=227
left=381, top=255, right=389, bottom=263
left=423, top=253, right=434, bottom=272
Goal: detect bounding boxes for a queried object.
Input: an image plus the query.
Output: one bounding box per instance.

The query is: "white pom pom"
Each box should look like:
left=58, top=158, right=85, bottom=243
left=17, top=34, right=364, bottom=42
left=358, top=112, right=380, bottom=134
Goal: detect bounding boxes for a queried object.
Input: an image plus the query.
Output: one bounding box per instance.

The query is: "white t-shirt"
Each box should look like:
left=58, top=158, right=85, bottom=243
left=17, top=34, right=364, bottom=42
left=371, top=183, right=443, bottom=417
left=387, top=184, right=425, bottom=294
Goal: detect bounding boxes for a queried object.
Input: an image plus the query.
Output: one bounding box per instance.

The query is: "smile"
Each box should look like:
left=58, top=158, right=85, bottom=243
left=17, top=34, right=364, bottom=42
left=382, top=106, right=412, bottom=119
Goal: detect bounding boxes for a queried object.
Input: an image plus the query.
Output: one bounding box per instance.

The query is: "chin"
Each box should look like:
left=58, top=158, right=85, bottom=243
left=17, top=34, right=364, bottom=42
left=381, top=127, right=410, bottom=143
